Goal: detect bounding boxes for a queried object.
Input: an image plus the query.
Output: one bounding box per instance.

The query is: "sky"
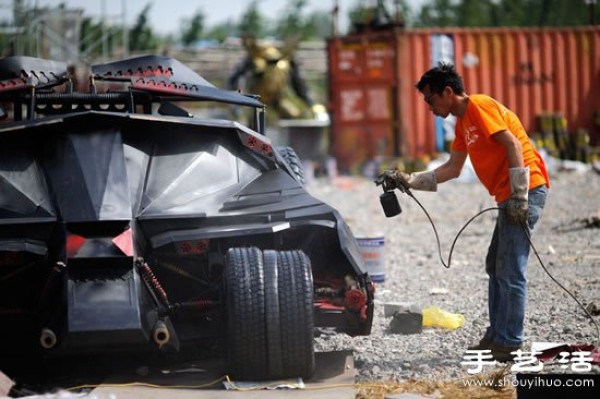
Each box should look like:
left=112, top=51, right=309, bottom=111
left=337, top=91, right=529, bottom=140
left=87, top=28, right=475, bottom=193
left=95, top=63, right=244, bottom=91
left=3, top=0, right=425, bottom=35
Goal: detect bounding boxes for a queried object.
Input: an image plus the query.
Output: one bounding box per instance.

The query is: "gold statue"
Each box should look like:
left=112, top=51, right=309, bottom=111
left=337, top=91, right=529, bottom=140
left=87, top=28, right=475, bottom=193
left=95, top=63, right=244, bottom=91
left=228, top=37, right=327, bottom=123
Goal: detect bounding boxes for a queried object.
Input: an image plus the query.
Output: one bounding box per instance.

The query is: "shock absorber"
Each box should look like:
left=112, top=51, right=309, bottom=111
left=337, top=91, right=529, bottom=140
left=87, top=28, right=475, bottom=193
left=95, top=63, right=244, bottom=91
left=37, top=262, right=66, bottom=312
left=137, top=259, right=170, bottom=310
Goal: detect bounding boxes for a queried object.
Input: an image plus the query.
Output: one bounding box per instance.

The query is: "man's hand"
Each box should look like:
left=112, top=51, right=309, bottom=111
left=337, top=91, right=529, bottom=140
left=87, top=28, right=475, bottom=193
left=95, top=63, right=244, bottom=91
left=506, top=198, right=528, bottom=226
left=375, top=170, right=406, bottom=192
left=506, top=167, right=530, bottom=226
left=375, top=170, right=437, bottom=192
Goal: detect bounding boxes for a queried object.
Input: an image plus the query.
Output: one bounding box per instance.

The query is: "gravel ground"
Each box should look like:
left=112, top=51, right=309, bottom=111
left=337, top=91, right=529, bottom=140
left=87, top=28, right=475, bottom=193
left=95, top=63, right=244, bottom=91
left=307, top=164, right=600, bottom=383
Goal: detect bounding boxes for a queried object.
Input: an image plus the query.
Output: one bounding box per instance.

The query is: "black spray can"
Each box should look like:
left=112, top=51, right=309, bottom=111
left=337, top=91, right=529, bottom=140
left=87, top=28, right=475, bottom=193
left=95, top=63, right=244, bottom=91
left=380, top=191, right=401, bottom=218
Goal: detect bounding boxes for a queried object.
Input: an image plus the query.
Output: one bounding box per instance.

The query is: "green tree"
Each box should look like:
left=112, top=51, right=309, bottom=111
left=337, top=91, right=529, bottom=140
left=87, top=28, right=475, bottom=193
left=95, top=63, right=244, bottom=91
left=393, top=0, right=413, bottom=25
left=206, top=20, right=237, bottom=43
left=238, top=0, right=267, bottom=38
left=181, top=10, right=205, bottom=47
left=129, top=3, right=159, bottom=51
left=415, top=0, right=600, bottom=27
left=0, top=21, right=15, bottom=56
left=308, top=10, right=333, bottom=39
left=489, top=0, right=528, bottom=26
left=455, top=0, right=494, bottom=27
left=275, top=0, right=308, bottom=39
left=348, top=0, right=411, bottom=31
left=528, top=0, right=593, bottom=26
left=80, top=17, right=103, bottom=57
left=415, top=0, right=457, bottom=27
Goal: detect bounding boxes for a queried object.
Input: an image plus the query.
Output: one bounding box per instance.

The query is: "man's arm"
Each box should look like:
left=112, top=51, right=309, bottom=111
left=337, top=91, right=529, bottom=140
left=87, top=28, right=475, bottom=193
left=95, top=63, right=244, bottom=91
left=381, top=150, right=467, bottom=192
left=491, top=130, right=524, bottom=168
left=433, top=150, right=468, bottom=183
left=493, top=130, right=529, bottom=225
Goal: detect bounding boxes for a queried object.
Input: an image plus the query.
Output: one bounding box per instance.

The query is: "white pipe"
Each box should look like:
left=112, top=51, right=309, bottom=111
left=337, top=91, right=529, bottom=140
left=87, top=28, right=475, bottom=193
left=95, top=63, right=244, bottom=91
left=153, top=320, right=170, bottom=348
left=40, top=327, right=57, bottom=349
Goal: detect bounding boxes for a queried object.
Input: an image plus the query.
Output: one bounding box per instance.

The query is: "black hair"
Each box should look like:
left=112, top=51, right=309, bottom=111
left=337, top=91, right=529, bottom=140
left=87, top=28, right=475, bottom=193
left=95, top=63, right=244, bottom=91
left=415, top=62, right=465, bottom=95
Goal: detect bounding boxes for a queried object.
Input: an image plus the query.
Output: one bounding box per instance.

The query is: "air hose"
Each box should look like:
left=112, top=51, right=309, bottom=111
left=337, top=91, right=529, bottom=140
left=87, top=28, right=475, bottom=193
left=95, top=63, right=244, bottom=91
left=398, top=187, right=600, bottom=346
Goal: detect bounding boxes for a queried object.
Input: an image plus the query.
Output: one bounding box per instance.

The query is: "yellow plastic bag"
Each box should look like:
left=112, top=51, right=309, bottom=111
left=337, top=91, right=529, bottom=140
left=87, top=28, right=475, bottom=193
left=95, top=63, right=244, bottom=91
left=422, top=306, right=465, bottom=329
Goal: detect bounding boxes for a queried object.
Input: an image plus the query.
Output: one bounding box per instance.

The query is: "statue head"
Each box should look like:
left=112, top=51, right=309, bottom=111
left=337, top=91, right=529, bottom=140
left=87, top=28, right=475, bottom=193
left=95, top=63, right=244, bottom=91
left=241, top=36, right=302, bottom=74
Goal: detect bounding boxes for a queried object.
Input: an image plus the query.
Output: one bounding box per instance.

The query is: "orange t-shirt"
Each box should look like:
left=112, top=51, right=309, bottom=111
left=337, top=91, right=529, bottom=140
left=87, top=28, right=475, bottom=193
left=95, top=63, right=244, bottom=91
left=452, top=94, right=549, bottom=203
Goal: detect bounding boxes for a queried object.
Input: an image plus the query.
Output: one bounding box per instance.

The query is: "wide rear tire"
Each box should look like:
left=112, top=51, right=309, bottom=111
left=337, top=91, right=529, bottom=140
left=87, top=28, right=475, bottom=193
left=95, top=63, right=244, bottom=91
left=263, top=250, right=283, bottom=378
left=277, top=250, right=315, bottom=379
left=225, top=247, right=315, bottom=380
left=225, top=247, right=267, bottom=380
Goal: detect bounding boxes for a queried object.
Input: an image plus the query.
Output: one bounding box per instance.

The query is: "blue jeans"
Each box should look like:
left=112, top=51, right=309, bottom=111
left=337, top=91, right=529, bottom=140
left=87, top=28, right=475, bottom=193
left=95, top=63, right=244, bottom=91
left=484, top=185, right=548, bottom=347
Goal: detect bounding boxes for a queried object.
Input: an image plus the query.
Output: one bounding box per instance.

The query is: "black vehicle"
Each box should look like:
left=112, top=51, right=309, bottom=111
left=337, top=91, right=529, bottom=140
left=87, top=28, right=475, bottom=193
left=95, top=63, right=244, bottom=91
left=0, top=55, right=374, bottom=381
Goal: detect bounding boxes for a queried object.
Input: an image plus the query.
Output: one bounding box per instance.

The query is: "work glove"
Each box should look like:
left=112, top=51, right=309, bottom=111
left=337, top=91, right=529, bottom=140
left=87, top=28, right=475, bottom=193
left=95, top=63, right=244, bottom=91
left=506, top=166, right=530, bottom=226
left=377, top=169, right=437, bottom=192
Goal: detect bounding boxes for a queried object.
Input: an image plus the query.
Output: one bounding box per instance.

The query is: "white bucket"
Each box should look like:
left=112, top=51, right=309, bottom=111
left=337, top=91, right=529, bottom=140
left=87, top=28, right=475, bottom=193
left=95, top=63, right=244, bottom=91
left=356, top=236, right=386, bottom=283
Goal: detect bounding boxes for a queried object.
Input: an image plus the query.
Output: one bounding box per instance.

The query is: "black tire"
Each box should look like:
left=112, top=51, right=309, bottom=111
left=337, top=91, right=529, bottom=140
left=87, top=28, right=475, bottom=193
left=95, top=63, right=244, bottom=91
left=263, top=250, right=283, bottom=378
left=226, top=247, right=315, bottom=380
left=225, top=247, right=267, bottom=380
left=277, top=250, right=315, bottom=379
left=277, top=146, right=305, bottom=185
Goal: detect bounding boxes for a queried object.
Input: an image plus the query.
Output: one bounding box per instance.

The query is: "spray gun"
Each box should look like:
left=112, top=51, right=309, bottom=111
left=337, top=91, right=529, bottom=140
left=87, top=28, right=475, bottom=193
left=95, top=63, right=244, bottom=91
left=374, top=171, right=412, bottom=218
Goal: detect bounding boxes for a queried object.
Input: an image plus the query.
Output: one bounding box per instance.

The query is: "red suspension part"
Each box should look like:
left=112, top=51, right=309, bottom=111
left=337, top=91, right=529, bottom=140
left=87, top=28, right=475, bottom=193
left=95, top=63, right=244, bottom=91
left=138, top=262, right=170, bottom=307
left=344, top=289, right=367, bottom=311
left=181, top=299, right=215, bottom=311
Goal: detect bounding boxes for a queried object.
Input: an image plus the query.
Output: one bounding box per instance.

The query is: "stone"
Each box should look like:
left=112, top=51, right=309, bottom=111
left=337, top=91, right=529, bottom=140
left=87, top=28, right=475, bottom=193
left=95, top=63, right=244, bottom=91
left=384, top=301, right=421, bottom=318
left=389, top=309, right=423, bottom=334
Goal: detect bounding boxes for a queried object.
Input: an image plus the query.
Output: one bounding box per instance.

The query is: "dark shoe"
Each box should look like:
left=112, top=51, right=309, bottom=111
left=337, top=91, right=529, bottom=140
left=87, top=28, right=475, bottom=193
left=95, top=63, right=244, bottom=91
left=490, top=343, right=521, bottom=363
left=468, top=336, right=493, bottom=351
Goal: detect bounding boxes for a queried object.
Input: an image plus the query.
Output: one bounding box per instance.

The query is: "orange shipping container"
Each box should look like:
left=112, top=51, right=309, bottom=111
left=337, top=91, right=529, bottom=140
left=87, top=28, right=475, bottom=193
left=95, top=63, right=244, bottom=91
left=327, top=27, right=600, bottom=174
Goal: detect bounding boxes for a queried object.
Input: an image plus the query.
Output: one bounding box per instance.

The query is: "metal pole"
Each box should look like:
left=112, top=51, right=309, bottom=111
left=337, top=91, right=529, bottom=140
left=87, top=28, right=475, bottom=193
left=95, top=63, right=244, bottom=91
left=13, top=0, right=23, bottom=55
left=332, top=0, right=339, bottom=36
left=585, top=0, right=597, bottom=25
left=122, top=0, right=129, bottom=57
left=28, top=0, right=37, bottom=55
left=101, top=0, right=107, bottom=61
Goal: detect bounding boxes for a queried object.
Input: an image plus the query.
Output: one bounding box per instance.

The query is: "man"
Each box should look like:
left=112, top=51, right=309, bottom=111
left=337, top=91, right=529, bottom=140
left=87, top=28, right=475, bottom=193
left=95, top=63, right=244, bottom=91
left=382, top=63, right=549, bottom=362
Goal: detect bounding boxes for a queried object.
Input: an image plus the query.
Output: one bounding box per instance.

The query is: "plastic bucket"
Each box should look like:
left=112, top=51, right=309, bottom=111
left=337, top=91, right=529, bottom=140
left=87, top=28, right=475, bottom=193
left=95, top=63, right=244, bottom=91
left=356, top=236, right=385, bottom=282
